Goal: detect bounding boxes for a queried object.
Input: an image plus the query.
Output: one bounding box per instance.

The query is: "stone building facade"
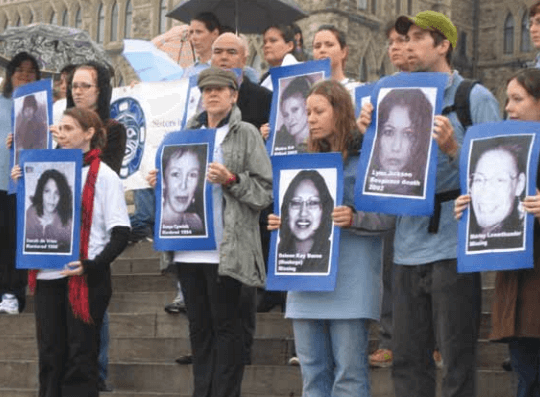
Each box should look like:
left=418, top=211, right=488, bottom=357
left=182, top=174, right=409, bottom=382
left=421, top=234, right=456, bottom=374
left=0, top=0, right=535, bottom=106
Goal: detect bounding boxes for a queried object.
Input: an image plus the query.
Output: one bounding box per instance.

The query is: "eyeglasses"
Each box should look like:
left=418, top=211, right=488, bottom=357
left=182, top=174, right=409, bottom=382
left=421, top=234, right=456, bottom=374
left=289, top=197, right=322, bottom=211
left=14, top=67, right=36, bottom=75
left=470, top=173, right=517, bottom=190
left=71, top=82, right=97, bottom=91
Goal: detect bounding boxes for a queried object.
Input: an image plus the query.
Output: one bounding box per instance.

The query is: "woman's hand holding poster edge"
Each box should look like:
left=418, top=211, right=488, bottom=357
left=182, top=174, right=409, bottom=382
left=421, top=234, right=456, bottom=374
left=354, top=72, right=448, bottom=216
left=153, top=129, right=217, bottom=252
left=16, top=149, right=82, bottom=270
left=266, top=59, right=331, bottom=157
left=266, top=153, right=343, bottom=292
left=457, top=121, right=540, bottom=273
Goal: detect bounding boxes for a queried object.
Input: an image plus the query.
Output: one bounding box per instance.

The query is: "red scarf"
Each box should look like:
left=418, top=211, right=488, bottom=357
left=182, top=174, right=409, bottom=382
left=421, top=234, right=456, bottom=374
left=29, top=148, right=101, bottom=323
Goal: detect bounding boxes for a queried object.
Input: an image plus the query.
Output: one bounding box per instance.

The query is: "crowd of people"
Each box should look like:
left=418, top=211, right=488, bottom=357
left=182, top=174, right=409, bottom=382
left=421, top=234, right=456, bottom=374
left=1, top=3, right=540, bottom=397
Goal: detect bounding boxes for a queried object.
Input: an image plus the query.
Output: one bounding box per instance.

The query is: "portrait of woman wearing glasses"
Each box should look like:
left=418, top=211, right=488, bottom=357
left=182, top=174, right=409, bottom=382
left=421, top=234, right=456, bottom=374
left=277, top=169, right=334, bottom=274
left=467, top=136, right=529, bottom=252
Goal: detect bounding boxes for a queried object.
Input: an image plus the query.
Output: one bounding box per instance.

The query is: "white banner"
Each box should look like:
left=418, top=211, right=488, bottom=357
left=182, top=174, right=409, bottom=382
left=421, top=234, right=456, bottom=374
left=110, top=79, right=189, bottom=190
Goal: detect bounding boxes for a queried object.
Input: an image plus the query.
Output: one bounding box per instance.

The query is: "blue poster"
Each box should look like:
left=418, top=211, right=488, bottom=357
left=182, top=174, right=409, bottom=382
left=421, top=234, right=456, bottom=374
left=266, top=59, right=331, bottom=156
left=354, top=82, right=376, bottom=118
left=10, top=79, right=54, bottom=194
left=266, top=153, right=343, bottom=292
left=457, top=121, right=540, bottom=273
left=154, top=129, right=216, bottom=251
left=110, top=96, right=146, bottom=179
left=16, top=149, right=82, bottom=270
left=354, top=72, right=448, bottom=216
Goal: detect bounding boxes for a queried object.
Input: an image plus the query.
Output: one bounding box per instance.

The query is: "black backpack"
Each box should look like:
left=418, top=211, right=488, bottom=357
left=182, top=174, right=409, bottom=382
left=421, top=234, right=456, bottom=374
left=428, top=78, right=479, bottom=234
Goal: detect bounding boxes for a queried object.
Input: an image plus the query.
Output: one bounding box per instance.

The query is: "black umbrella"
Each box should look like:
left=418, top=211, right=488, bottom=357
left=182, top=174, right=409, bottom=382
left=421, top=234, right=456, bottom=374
left=0, top=23, right=113, bottom=73
left=166, top=0, right=308, bottom=34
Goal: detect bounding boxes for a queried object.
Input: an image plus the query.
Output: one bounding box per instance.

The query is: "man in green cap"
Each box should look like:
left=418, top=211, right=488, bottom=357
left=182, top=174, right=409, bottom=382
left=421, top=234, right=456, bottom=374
left=386, top=10, right=501, bottom=397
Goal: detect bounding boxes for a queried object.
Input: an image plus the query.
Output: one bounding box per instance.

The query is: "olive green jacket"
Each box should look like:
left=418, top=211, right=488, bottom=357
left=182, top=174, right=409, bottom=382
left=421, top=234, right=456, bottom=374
left=162, top=106, right=273, bottom=287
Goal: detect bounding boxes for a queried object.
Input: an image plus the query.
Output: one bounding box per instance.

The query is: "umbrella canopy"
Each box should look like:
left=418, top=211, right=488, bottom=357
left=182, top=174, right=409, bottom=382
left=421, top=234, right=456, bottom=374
left=0, top=23, right=112, bottom=73
left=152, top=25, right=196, bottom=69
left=166, top=0, right=308, bottom=34
left=123, top=39, right=184, bottom=82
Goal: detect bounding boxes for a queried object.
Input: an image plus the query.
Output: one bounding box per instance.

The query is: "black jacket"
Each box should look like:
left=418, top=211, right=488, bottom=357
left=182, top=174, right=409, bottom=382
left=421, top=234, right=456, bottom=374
left=237, top=76, right=272, bottom=130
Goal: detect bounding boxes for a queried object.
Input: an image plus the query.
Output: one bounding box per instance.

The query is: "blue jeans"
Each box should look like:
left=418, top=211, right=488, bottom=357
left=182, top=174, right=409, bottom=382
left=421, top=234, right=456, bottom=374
left=98, top=310, right=109, bottom=382
left=293, top=318, right=370, bottom=397
left=129, top=188, right=155, bottom=235
left=509, top=338, right=540, bottom=397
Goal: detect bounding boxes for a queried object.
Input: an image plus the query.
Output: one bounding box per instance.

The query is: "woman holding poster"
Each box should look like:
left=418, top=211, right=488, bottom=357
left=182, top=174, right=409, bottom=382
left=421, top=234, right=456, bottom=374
left=12, top=107, right=130, bottom=397
left=268, top=80, right=393, bottom=396
left=455, top=68, right=540, bottom=397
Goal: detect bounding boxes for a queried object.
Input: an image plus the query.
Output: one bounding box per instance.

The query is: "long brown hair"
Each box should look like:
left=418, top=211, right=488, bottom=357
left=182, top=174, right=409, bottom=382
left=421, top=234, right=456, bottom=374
left=307, top=79, right=358, bottom=161
left=63, top=107, right=106, bottom=150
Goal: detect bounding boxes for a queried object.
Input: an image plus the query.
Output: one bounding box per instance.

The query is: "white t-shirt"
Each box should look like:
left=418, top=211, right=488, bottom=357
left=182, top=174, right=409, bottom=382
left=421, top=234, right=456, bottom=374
left=261, top=53, right=300, bottom=91
left=38, top=162, right=131, bottom=280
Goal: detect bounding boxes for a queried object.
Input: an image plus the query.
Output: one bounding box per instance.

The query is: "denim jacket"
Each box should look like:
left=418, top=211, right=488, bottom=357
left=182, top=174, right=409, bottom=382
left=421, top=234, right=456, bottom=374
left=164, top=106, right=273, bottom=287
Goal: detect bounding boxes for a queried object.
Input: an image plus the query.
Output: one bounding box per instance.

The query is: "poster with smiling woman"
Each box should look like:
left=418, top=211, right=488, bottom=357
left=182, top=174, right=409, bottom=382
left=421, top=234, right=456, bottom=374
left=354, top=72, right=447, bottom=216
left=457, top=121, right=540, bottom=273
left=266, top=153, right=343, bottom=292
left=266, top=59, right=331, bottom=157
left=154, top=129, right=216, bottom=251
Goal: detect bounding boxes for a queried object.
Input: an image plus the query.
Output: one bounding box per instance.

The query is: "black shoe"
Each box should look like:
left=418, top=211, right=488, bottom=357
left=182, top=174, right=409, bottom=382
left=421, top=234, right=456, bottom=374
left=164, top=293, right=186, bottom=314
left=175, top=355, right=193, bottom=365
left=502, top=357, right=512, bottom=372
left=98, top=379, right=114, bottom=392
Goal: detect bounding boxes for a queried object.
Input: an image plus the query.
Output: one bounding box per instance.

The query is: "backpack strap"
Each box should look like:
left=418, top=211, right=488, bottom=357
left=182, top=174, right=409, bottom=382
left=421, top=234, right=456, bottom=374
left=441, top=78, right=479, bottom=131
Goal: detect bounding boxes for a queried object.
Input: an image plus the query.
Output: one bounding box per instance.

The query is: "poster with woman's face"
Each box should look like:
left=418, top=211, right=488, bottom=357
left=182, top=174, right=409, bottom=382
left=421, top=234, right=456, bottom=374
left=363, top=87, right=436, bottom=199
left=159, top=143, right=209, bottom=239
left=22, top=161, right=76, bottom=255
left=465, top=135, right=533, bottom=254
left=276, top=168, right=337, bottom=275
left=13, top=90, right=49, bottom=164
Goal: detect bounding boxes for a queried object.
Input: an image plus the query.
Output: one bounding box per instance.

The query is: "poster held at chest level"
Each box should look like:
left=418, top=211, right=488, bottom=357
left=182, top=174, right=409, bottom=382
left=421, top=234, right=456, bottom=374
left=266, top=153, right=343, bottom=292
left=354, top=72, right=448, bottom=216
left=153, top=129, right=217, bottom=252
left=458, top=121, right=540, bottom=273
left=16, top=149, right=82, bottom=270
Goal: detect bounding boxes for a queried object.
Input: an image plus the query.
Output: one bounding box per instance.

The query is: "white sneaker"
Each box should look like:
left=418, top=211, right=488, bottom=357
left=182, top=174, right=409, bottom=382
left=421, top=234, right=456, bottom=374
left=0, top=294, right=19, bottom=314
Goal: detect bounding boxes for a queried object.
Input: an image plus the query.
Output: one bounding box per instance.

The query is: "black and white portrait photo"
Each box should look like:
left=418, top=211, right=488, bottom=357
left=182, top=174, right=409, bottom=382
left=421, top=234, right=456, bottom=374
left=159, top=143, right=208, bottom=238
left=272, top=72, right=324, bottom=155
left=466, top=135, right=532, bottom=253
left=364, top=87, right=436, bottom=198
left=23, top=162, right=75, bottom=255
left=14, top=91, right=49, bottom=164
left=276, top=169, right=336, bottom=275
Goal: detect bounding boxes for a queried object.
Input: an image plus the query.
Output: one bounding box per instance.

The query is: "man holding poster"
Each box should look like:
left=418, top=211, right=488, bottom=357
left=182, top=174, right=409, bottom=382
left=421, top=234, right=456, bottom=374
left=356, top=11, right=501, bottom=397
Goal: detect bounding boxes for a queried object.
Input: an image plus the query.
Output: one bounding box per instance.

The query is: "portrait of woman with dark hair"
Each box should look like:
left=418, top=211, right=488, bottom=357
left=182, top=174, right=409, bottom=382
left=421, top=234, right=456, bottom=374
left=365, top=88, right=434, bottom=197
left=466, top=136, right=530, bottom=252
left=277, top=169, right=334, bottom=274
left=160, top=144, right=207, bottom=237
left=14, top=93, right=48, bottom=164
left=24, top=168, right=73, bottom=254
left=274, top=75, right=312, bottom=154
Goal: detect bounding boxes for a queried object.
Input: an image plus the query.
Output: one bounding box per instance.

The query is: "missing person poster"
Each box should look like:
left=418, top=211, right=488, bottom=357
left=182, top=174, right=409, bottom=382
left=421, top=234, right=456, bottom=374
left=457, top=121, right=540, bottom=273
left=10, top=79, right=53, bottom=194
left=266, top=153, right=343, bottom=292
left=153, top=129, right=216, bottom=251
left=16, top=149, right=82, bottom=269
left=266, top=59, right=331, bottom=157
left=354, top=82, right=376, bottom=118
left=354, top=72, right=448, bottom=216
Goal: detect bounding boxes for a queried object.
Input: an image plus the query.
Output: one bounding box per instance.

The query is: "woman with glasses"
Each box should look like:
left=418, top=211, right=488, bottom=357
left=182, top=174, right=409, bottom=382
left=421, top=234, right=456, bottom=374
left=268, top=80, right=393, bottom=396
left=455, top=68, right=540, bottom=397
left=277, top=170, right=333, bottom=273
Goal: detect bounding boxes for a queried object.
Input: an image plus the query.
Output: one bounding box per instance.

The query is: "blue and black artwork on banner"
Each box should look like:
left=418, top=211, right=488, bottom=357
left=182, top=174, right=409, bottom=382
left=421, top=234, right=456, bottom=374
left=154, top=129, right=217, bottom=252
left=10, top=79, right=54, bottom=194
left=354, top=72, right=448, bottom=216
left=110, top=97, right=146, bottom=179
left=266, top=153, right=343, bottom=292
left=266, top=59, right=331, bottom=157
left=16, top=149, right=82, bottom=270
left=457, top=121, right=540, bottom=273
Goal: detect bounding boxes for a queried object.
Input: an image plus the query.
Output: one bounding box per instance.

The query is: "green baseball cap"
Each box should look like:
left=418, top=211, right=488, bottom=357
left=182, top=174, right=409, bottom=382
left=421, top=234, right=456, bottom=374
left=395, top=10, right=457, bottom=49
